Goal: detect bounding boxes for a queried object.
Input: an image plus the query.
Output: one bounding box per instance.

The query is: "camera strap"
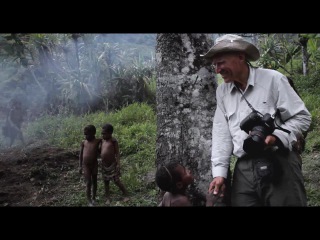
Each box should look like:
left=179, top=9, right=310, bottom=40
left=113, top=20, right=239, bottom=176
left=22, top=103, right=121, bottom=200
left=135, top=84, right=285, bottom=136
left=274, top=109, right=284, bottom=124
left=273, top=109, right=291, bottom=134
left=234, top=84, right=258, bottom=113
left=235, top=83, right=291, bottom=134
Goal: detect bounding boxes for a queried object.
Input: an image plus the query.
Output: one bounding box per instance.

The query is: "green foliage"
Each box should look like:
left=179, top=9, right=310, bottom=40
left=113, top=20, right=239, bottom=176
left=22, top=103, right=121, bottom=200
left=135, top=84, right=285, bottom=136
left=256, top=34, right=300, bottom=76
left=302, top=150, right=320, bottom=206
left=0, top=33, right=156, bottom=118
left=101, top=51, right=156, bottom=110
left=24, top=103, right=157, bottom=206
left=291, top=70, right=320, bottom=206
left=293, top=72, right=320, bottom=154
left=306, top=187, right=320, bottom=206
left=294, top=72, right=320, bottom=95
left=107, top=102, right=156, bottom=126
left=25, top=114, right=85, bottom=149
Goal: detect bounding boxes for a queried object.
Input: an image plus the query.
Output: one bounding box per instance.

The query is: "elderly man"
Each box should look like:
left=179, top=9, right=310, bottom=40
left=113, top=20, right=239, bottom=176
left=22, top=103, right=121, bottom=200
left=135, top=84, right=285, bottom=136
left=204, top=34, right=311, bottom=206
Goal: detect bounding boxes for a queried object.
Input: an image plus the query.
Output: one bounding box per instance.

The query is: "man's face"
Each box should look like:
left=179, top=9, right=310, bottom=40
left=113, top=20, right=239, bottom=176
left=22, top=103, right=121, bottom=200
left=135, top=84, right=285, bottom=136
left=211, top=52, right=243, bottom=83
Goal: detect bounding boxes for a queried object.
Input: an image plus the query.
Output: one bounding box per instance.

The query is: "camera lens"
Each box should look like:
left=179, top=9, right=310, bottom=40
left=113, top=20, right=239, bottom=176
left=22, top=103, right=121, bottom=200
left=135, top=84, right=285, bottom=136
left=243, top=126, right=268, bottom=154
left=243, top=137, right=265, bottom=154
left=240, top=112, right=277, bottom=155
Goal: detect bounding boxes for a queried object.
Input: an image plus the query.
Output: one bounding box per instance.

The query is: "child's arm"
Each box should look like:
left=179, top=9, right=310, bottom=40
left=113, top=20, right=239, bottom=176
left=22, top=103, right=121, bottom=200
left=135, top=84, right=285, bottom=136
left=98, top=139, right=102, bottom=153
left=205, top=192, right=225, bottom=207
left=97, top=139, right=102, bottom=163
left=79, top=141, right=84, bottom=174
left=114, top=139, right=120, bottom=173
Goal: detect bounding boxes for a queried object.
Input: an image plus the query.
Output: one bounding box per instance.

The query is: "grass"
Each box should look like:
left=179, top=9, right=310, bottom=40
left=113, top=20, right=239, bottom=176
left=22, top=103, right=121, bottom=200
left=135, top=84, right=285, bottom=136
left=23, top=102, right=158, bottom=206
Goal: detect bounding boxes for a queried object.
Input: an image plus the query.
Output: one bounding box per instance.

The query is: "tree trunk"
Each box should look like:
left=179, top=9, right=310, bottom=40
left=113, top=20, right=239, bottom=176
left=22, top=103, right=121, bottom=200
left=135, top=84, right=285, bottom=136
left=156, top=33, right=217, bottom=205
left=299, top=36, right=309, bottom=76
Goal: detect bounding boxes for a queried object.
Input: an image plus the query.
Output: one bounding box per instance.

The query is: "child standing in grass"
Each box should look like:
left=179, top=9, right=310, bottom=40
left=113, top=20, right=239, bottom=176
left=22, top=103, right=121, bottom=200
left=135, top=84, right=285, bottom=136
left=79, top=125, right=101, bottom=206
left=100, top=123, right=129, bottom=205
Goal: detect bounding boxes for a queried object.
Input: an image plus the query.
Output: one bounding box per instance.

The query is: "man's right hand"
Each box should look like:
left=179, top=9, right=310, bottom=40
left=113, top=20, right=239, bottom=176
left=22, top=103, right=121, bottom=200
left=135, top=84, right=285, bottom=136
left=208, top=176, right=226, bottom=197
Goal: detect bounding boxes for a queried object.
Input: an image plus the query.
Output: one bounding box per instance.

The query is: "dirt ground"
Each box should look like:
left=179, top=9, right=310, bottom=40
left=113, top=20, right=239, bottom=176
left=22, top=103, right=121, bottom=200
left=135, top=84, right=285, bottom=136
left=0, top=141, right=79, bottom=206
left=1, top=140, right=319, bottom=207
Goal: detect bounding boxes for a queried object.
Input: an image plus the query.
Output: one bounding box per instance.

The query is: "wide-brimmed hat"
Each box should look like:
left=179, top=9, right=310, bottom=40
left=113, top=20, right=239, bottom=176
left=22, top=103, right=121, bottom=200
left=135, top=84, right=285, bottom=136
left=202, top=34, right=260, bottom=61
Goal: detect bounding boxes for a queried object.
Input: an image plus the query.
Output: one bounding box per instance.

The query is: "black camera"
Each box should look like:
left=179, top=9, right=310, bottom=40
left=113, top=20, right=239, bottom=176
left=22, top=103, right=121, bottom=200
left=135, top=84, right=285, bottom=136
left=240, top=111, right=275, bottom=155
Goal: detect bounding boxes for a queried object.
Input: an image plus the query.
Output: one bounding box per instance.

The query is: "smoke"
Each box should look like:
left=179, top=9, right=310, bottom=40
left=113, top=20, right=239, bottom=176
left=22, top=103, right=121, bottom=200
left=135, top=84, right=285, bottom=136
left=0, top=34, right=156, bottom=147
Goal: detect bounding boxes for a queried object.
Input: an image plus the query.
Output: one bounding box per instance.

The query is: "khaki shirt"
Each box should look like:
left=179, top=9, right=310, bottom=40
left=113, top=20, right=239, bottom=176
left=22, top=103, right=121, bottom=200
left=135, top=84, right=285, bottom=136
left=211, top=66, right=311, bottom=178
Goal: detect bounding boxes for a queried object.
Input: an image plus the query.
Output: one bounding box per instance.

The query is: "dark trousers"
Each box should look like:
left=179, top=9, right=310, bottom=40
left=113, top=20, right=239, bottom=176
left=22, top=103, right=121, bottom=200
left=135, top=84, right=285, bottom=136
left=231, top=149, right=307, bottom=206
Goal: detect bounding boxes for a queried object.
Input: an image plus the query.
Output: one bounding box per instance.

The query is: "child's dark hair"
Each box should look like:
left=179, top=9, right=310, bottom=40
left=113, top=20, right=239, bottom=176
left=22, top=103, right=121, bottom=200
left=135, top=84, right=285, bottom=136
left=155, top=162, right=182, bottom=193
left=102, top=123, right=113, bottom=133
left=84, top=125, right=96, bottom=134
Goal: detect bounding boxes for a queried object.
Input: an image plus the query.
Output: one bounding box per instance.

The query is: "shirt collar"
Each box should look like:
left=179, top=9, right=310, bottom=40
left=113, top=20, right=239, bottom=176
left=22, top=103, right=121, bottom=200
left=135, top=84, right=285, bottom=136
left=229, top=65, right=255, bottom=93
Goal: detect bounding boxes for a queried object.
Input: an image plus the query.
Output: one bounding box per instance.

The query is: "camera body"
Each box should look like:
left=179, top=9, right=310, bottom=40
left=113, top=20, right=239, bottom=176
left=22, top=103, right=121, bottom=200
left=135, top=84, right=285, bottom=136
left=240, top=111, right=275, bottom=154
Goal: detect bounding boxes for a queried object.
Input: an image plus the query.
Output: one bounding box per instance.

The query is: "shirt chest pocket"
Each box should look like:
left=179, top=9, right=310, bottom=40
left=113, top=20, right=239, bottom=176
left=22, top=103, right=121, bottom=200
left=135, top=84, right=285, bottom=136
left=225, top=105, right=245, bottom=130
left=225, top=101, right=236, bottom=122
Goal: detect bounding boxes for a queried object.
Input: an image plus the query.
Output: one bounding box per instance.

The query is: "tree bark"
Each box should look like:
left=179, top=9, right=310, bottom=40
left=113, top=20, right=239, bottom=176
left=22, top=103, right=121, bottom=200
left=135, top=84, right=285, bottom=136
left=299, top=36, right=309, bottom=76
left=156, top=33, right=217, bottom=205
